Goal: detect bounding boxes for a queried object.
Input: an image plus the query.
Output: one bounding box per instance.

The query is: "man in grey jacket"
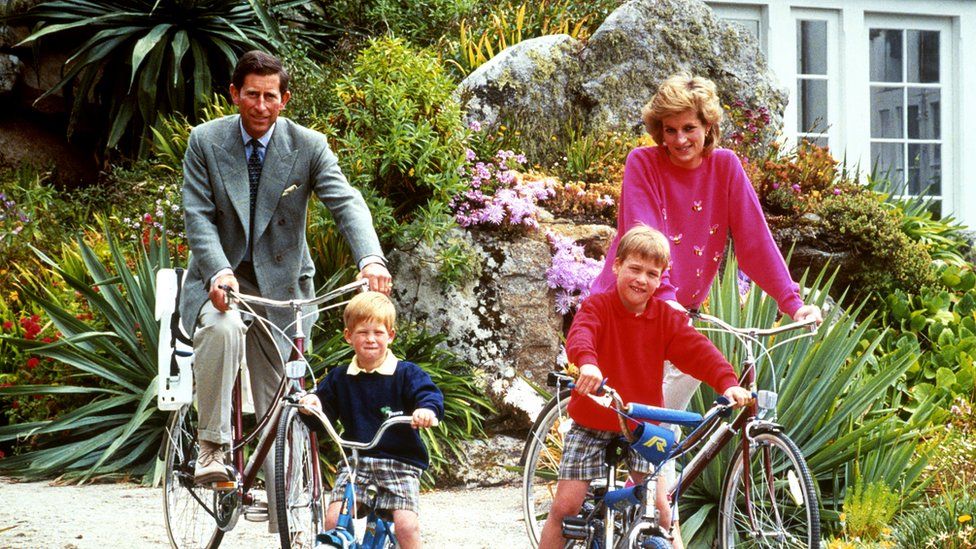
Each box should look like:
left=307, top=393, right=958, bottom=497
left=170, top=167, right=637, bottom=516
left=180, top=50, right=390, bottom=499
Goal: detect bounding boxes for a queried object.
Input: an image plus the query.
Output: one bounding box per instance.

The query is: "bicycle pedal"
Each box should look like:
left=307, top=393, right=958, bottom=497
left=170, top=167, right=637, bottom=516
left=212, top=480, right=236, bottom=491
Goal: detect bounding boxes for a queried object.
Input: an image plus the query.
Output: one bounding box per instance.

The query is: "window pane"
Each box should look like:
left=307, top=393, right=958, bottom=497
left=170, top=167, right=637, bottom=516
left=798, top=79, right=828, bottom=132
left=871, top=142, right=905, bottom=189
left=797, top=20, right=828, bottom=75
left=869, top=28, right=903, bottom=82
left=907, top=30, right=940, bottom=83
left=726, top=18, right=760, bottom=43
left=908, top=143, right=941, bottom=195
left=907, top=88, right=941, bottom=139
left=871, top=86, right=903, bottom=138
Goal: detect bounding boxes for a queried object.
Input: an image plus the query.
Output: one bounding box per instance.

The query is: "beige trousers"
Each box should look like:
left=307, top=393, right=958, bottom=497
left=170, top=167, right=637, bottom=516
left=192, top=276, right=284, bottom=530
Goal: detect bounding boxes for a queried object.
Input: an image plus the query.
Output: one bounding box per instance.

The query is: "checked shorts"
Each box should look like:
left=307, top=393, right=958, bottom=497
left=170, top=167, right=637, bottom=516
left=558, top=424, right=657, bottom=481
left=330, top=456, right=422, bottom=515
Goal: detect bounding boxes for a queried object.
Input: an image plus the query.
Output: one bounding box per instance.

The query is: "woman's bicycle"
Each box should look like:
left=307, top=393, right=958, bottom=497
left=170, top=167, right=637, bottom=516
left=296, top=406, right=438, bottom=548
left=521, top=311, right=821, bottom=548
left=159, top=272, right=369, bottom=549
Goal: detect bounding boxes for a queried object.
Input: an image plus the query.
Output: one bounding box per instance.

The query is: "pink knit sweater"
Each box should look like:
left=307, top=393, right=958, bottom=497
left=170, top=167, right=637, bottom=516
left=590, top=146, right=803, bottom=317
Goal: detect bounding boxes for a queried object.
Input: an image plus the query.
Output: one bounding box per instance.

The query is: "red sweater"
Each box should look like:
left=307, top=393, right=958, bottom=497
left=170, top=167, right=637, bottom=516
left=566, top=291, right=739, bottom=432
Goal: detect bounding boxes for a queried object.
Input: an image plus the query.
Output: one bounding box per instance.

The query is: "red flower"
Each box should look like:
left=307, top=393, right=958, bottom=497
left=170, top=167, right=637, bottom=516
left=26, top=357, right=40, bottom=369
left=143, top=213, right=153, bottom=223
left=0, top=449, right=5, bottom=459
left=2, top=321, right=12, bottom=331
left=11, top=400, right=19, bottom=409
left=41, top=337, right=53, bottom=344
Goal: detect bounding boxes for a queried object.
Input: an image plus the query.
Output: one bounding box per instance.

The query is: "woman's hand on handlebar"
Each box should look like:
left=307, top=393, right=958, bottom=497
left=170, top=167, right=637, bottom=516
left=792, top=303, right=823, bottom=325
left=210, top=274, right=238, bottom=312
left=411, top=408, right=438, bottom=429
left=298, top=393, right=322, bottom=415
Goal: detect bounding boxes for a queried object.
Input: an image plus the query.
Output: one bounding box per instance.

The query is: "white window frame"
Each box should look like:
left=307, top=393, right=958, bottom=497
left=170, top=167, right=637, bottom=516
left=707, top=3, right=768, bottom=56
left=790, top=9, right=841, bottom=151
left=861, top=14, right=953, bottom=209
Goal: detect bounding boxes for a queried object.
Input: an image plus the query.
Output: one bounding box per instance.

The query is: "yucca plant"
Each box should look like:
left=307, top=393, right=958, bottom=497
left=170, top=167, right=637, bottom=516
left=0, top=219, right=173, bottom=482
left=676, top=255, right=933, bottom=545
left=12, top=0, right=275, bottom=156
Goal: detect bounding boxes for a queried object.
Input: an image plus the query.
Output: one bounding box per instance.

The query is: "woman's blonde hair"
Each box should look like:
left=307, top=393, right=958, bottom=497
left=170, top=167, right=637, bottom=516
left=642, top=73, right=724, bottom=154
left=343, top=291, right=396, bottom=332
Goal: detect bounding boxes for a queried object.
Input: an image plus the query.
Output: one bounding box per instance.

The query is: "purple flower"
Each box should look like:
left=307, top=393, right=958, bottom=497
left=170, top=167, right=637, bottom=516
left=465, top=148, right=476, bottom=162
left=833, top=188, right=842, bottom=195
left=791, top=184, right=801, bottom=193
left=468, top=120, right=482, bottom=132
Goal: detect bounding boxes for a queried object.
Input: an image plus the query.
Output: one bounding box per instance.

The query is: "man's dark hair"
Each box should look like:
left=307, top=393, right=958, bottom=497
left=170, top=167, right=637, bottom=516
left=232, top=50, right=290, bottom=94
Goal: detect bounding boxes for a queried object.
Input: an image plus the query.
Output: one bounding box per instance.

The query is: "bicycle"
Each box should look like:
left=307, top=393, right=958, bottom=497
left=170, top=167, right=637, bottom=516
left=157, top=267, right=369, bottom=549
left=521, top=311, right=821, bottom=548
left=296, top=406, right=438, bottom=548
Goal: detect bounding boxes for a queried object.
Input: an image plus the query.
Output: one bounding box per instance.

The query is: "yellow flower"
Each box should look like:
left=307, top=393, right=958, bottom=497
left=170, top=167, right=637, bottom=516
left=960, top=514, right=973, bottom=523
left=7, top=291, right=17, bottom=302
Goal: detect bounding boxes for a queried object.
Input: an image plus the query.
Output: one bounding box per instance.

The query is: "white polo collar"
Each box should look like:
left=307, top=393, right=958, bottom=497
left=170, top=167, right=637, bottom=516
left=347, top=350, right=399, bottom=376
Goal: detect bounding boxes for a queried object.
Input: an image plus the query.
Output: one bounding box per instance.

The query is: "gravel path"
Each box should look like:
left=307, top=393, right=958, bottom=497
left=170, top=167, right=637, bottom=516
left=0, top=477, right=530, bottom=548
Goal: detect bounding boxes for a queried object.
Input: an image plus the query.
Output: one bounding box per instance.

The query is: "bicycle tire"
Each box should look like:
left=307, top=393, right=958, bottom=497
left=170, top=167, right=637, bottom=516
left=162, top=404, right=225, bottom=549
left=274, top=406, right=324, bottom=549
left=521, top=390, right=632, bottom=548
left=718, top=427, right=820, bottom=548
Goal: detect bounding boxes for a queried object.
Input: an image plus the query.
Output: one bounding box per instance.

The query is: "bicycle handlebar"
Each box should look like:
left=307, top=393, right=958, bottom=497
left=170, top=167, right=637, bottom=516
left=299, top=403, right=439, bottom=452
left=689, top=311, right=818, bottom=337
left=221, top=278, right=369, bottom=309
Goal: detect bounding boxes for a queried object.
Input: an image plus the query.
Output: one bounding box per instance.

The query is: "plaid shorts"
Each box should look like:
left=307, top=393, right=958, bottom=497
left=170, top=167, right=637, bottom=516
left=558, top=424, right=655, bottom=481
left=329, top=456, right=422, bottom=515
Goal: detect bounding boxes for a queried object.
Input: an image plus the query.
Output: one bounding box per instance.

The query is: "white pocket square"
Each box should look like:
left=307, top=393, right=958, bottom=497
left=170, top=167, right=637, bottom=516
left=281, top=184, right=299, bottom=197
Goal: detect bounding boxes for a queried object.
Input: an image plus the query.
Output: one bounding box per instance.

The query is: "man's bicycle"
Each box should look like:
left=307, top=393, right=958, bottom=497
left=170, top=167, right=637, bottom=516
left=157, top=269, right=369, bottom=549
left=521, top=312, right=821, bottom=548
left=296, top=405, right=438, bottom=548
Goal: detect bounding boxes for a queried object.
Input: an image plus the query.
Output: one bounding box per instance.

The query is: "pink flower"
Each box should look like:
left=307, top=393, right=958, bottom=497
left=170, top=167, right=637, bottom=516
left=833, top=188, right=842, bottom=195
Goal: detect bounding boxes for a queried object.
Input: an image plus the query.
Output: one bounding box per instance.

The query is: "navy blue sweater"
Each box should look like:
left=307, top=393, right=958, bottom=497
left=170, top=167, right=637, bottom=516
left=313, top=360, right=444, bottom=469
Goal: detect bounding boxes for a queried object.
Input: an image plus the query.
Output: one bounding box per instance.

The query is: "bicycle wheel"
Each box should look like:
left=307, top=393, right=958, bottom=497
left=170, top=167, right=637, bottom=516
left=718, top=427, right=820, bottom=548
left=521, top=390, right=631, bottom=548
left=163, top=404, right=225, bottom=549
left=274, top=405, right=323, bottom=549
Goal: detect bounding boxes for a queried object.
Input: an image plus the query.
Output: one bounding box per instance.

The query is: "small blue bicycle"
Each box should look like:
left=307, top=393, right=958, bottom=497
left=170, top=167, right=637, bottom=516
left=298, top=406, right=435, bottom=548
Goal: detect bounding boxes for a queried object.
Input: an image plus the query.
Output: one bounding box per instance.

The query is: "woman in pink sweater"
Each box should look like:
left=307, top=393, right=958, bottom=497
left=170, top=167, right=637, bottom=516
left=589, top=73, right=822, bottom=413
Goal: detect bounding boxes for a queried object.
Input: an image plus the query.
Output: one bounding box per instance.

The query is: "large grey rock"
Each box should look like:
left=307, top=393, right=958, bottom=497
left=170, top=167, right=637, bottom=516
left=458, top=0, right=786, bottom=162
left=0, top=53, right=20, bottom=95
left=437, top=434, right=524, bottom=487
left=391, top=221, right=612, bottom=426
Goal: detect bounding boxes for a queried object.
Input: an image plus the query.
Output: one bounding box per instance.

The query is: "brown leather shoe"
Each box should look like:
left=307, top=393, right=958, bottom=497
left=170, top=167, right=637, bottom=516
left=194, top=440, right=230, bottom=484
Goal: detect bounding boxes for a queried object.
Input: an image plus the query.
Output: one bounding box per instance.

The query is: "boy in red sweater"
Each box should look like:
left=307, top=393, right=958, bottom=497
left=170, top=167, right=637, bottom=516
left=538, top=225, right=752, bottom=549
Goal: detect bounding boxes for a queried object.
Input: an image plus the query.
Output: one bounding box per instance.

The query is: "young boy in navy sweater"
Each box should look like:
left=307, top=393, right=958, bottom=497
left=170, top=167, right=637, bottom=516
left=539, top=225, right=752, bottom=549
left=299, top=291, right=443, bottom=549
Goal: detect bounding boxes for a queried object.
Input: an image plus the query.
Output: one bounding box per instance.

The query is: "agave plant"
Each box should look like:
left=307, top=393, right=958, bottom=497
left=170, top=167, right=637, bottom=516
left=0, top=221, right=173, bottom=482
left=13, top=0, right=276, bottom=156
left=676, top=256, right=934, bottom=545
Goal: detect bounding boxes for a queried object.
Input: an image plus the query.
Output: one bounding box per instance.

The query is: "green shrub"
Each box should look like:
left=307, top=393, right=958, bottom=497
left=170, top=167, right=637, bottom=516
left=815, top=191, right=937, bottom=300
left=881, top=270, right=976, bottom=408
left=321, top=0, right=478, bottom=47
left=320, top=37, right=469, bottom=249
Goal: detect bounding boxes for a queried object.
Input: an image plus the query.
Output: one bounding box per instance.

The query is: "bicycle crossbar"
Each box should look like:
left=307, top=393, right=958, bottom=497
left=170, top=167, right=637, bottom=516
left=625, top=403, right=703, bottom=426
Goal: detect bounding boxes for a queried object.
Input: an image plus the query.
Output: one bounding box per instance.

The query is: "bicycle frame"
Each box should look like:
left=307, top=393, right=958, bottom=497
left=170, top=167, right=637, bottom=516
left=206, top=280, right=369, bottom=526
left=552, top=313, right=818, bottom=547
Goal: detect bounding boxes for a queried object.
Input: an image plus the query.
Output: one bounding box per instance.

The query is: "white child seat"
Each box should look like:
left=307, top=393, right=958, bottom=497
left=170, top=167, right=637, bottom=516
left=156, top=268, right=194, bottom=410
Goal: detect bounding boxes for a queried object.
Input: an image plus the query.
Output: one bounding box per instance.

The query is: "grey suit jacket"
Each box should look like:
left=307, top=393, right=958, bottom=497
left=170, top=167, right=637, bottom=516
left=179, top=115, right=383, bottom=340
